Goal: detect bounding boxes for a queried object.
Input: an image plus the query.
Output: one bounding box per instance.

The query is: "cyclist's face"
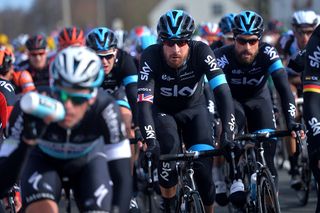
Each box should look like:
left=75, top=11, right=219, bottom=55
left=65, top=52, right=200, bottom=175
left=57, top=88, right=95, bottom=128
left=162, top=40, right=189, bottom=69
left=294, top=26, right=314, bottom=50
left=234, top=35, right=259, bottom=65
left=28, top=49, right=47, bottom=70
left=222, top=32, right=234, bottom=46
left=97, top=49, right=117, bottom=75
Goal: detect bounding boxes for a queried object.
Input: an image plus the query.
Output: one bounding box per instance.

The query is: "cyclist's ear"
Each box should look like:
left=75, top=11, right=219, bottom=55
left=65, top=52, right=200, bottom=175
left=88, top=96, right=96, bottom=106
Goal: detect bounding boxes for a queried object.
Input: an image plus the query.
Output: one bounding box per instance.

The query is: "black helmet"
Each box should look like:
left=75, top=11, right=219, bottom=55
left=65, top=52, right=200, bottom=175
left=233, top=11, right=264, bottom=38
left=157, top=10, right=195, bottom=40
left=219, top=13, right=236, bottom=34
left=26, top=34, right=47, bottom=51
left=86, top=27, right=118, bottom=51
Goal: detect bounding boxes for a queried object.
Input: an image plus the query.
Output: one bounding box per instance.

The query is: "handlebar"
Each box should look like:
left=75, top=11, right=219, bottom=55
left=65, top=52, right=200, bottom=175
left=159, top=149, right=224, bottom=162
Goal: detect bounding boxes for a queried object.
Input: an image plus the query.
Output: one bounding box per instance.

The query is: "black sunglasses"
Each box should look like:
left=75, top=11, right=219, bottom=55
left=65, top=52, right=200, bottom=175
left=162, top=40, right=189, bottom=47
left=235, top=37, right=260, bottom=45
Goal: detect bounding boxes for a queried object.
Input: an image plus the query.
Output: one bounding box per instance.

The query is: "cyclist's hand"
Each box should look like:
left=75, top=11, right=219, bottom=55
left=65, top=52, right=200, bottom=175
left=134, top=127, right=144, bottom=148
left=220, top=132, right=240, bottom=162
left=144, top=139, right=160, bottom=169
left=22, top=113, right=47, bottom=141
left=288, top=122, right=306, bottom=140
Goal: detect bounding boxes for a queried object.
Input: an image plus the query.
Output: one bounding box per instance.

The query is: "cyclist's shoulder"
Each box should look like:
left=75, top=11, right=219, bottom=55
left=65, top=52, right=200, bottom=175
left=91, top=89, right=118, bottom=112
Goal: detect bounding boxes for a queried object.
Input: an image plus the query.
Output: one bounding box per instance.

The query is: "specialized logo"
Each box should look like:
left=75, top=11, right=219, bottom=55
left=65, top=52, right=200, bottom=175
left=144, top=125, right=156, bottom=139
left=140, top=62, right=152, bottom=80
left=204, top=55, right=219, bottom=71
left=94, top=184, right=108, bottom=207
left=264, top=46, right=279, bottom=60
left=216, top=55, right=229, bottom=69
left=0, top=81, right=14, bottom=92
left=160, top=161, right=171, bottom=181
left=160, top=83, right=198, bottom=97
left=309, top=46, right=320, bottom=69
left=308, top=117, right=320, bottom=136
left=28, top=171, right=43, bottom=191
left=288, top=103, right=296, bottom=118
left=230, top=76, right=264, bottom=85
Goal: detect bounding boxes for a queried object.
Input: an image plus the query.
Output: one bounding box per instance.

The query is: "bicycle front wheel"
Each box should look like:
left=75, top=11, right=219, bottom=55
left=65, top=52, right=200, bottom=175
left=257, top=168, right=281, bottom=213
left=187, top=193, right=205, bottom=213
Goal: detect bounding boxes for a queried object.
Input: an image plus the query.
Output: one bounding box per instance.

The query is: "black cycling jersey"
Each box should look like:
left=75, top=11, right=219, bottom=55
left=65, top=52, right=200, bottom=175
left=16, top=59, right=50, bottom=88
left=214, top=42, right=296, bottom=128
left=1, top=89, right=131, bottom=212
left=101, top=49, right=138, bottom=125
left=303, top=24, right=320, bottom=212
left=137, top=41, right=235, bottom=143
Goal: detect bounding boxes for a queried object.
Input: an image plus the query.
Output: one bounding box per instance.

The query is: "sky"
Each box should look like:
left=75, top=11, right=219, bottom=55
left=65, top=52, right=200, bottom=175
left=0, top=0, right=34, bottom=11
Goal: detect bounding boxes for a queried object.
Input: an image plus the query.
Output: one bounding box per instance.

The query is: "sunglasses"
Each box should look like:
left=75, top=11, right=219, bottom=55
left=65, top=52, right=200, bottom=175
left=53, top=88, right=95, bottom=105
left=30, top=51, right=46, bottom=57
left=162, top=40, right=189, bottom=47
left=98, top=52, right=116, bottom=60
left=235, top=37, right=260, bottom=45
left=223, top=35, right=234, bottom=41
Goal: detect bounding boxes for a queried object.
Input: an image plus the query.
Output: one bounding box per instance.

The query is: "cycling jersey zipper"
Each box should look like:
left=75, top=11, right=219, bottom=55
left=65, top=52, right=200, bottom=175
left=65, top=128, right=71, bottom=157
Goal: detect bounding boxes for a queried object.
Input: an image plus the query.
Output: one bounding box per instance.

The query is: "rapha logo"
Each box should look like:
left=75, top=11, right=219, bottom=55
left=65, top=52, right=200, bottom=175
left=217, top=55, right=229, bottom=69
left=308, top=117, right=320, bottom=136
left=264, top=46, right=279, bottom=60
left=309, top=46, right=320, bottom=69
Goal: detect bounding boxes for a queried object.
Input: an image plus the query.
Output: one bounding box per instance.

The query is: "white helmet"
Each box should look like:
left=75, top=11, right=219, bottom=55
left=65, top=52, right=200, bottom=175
left=50, top=46, right=104, bottom=89
left=292, top=10, right=318, bottom=27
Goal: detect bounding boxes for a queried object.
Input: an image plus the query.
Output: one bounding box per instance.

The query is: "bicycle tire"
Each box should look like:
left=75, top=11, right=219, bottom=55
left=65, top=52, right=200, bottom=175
left=187, top=193, right=205, bottom=213
left=257, top=168, right=281, bottom=213
left=296, top=156, right=311, bottom=206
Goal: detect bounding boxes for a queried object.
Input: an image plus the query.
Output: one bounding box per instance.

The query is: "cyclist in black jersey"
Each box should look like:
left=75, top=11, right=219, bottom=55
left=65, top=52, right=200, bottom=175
left=0, top=46, right=131, bottom=213
left=214, top=10, right=305, bottom=207
left=16, top=34, right=50, bottom=88
left=303, top=24, right=320, bottom=212
left=86, top=27, right=141, bottom=144
left=138, top=9, right=236, bottom=213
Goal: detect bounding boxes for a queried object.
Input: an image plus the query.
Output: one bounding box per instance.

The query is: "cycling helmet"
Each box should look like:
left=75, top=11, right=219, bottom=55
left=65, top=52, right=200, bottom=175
left=86, top=27, right=118, bottom=52
left=50, top=46, right=104, bottom=89
left=198, top=22, right=220, bottom=37
left=219, top=13, right=236, bottom=34
left=0, top=47, right=15, bottom=74
left=58, top=26, right=85, bottom=49
left=292, top=10, right=318, bottom=27
left=26, top=34, right=47, bottom=51
left=113, top=29, right=128, bottom=49
left=233, top=11, right=264, bottom=38
left=157, top=9, right=195, bottom=40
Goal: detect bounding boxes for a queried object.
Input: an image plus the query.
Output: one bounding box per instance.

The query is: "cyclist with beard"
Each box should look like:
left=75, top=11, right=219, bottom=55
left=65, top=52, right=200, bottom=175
left=214, top=10, right=304, bottom=208
left=138, top=9, right=236, bottom=212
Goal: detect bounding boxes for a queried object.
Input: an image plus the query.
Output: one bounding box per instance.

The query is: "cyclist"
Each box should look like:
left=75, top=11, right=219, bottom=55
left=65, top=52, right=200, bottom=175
left=1, top=46, right=131, bottom=213
left=137, top=9, right=236, bottom=212
left=214, top=10, right=304, bottom=208
left=16, top=34, right=50, bottom=88
left=210, top=13, right=236, bottom=50
left=196, top=22, right=221, bottom=45
left=303, top=23, right=320, bottom=213
left=278, top=10, right=318, bottom=189
left=57, top=26, right=85, bottom=50
left=0, top=47, right=17, bottom=129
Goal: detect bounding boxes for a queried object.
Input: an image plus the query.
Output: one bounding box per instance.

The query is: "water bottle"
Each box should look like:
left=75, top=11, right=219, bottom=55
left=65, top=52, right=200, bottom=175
left=250, top=172, right=257, bottom=200
left=20, top=92, right=65, bottom=122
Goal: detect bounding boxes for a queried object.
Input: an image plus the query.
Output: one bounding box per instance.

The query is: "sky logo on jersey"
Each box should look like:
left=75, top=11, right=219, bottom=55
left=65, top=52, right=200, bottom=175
left=144, top=125, right=155, bottom=139
left=217, top=55, right=229, bottom=69
left=308, top=46, right=320, bottom=69
left=160, top=83, right=198, bottom=97
left=308, top=117, right=320, bottom=136
left=264, top=46, right=279, bottom=60
left=204, top=55, right=219, bottom=71
left=231, top=76, right=264, bottom=85
left=288, top=103, right=296, bottom=118
left=140, top=62, right=152, bottom=81
left=137, top=93, right=154, bottom=103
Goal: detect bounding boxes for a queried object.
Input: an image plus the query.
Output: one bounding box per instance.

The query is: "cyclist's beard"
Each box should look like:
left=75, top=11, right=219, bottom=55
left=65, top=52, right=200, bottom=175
left=236, top=49, right=258, bottom=65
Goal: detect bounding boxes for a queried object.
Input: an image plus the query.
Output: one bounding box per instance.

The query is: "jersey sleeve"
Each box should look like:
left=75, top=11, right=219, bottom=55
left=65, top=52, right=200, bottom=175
left=197, top=43, right=236, bottom=137
left=137, top=47, right=156, bottom=143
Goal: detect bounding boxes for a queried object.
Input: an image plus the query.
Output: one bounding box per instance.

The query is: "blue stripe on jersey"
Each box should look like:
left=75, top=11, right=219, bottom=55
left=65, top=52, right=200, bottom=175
left=39, top=144, right=95, bottom=159
left=268, top=60, right=284, bottom=74
left=188, top=144, right=215, bottom=151
left=204, top=75, right=208, bottom=83
left=209, top=74, right=227, bottom=90
left=123, top=75, right=138, bottom=86
left=117, top=100, right=131, bottom=109
left=253, top=129, right=275, bottom=133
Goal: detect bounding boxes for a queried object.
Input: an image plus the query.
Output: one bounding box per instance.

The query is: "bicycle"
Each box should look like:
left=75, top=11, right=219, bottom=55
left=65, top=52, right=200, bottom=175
left=159, top=144, right=224, bottom=213
left=235, top=130, right=294, bottom=213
